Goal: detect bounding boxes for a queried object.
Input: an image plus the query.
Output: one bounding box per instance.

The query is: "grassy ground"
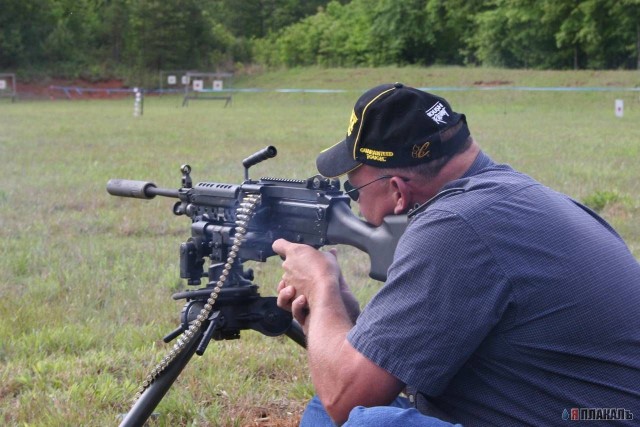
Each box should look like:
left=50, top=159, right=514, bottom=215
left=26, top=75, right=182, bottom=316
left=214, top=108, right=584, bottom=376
left=1, top=67, right=639, bottom=426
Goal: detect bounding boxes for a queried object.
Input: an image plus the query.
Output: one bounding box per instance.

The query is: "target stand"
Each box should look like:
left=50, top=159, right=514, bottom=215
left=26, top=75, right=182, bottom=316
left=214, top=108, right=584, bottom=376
left=0, top=73, right=17, bottom=102
left=179, top=72, right=233, bottom=107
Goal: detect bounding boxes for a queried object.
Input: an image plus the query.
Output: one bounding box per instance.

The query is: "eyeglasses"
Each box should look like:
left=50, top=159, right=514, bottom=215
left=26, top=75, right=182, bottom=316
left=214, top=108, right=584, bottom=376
left=343, top=175, right=394, bottom=202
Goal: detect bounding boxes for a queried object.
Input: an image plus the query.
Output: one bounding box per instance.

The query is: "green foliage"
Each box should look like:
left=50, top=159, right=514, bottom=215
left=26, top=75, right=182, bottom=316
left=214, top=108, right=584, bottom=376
left=0, top=0, right=91, bottom=74
left=368, top=0, right=427, bottom=65
left=206, top=0, right=335, bottom=39
left=471, top=0, right=555, bottom=68
left=423, top=0, right=480, bottom=65
left=0, top=1, right=68, bottom=70
left=254, top=1, right=372, bottom=67
left=127, top=0, right=210, bottom=70
left=475, top=0, right=640, bottom=69
left=1, top=0, right=640, bottom=79
left=252, top=0, right=640, bottom=70
left=607, top=0, right=640, bottom=69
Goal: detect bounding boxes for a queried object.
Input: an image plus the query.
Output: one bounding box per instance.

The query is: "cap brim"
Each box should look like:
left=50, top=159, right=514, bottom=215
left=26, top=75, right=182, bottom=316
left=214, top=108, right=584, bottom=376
left=316, top=139, right=361, bottom=178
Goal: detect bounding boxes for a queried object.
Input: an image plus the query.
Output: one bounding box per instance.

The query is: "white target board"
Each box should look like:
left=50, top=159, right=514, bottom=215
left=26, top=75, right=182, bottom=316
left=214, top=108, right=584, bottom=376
left=0, top=80, right=6, bottom=90
left=615, top=99, right=624, bottom=117
left=213, top=80, right=223, bottom=91
left=193, top=80, right=204, bottom=91
left=167, top=75, right=177, bottom=85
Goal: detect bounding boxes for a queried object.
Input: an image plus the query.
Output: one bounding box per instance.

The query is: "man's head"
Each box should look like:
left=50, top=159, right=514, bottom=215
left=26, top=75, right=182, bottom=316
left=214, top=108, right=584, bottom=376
left=316, top=83, right=475, bottom=225
left=316, top=82, right=470, bottom=178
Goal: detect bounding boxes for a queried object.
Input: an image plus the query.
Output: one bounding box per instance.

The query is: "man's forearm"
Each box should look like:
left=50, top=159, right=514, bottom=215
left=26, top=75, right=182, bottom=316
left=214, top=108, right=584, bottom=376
left=306, top=298, right=356, bottom=423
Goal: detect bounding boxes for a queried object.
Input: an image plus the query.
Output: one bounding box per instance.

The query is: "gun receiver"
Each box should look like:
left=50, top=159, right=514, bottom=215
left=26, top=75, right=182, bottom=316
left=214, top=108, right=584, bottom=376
left=107, top=163, right=406, bottom=282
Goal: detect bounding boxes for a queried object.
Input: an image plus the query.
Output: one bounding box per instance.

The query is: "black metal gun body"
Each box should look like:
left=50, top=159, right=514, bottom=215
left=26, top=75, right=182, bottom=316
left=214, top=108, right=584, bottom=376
left=107, top=174, right=405, bottom=283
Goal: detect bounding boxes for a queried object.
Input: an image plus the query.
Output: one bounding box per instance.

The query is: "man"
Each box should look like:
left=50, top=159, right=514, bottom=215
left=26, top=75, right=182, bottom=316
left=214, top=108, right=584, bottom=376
left=273, top=83, right=640, bottom=426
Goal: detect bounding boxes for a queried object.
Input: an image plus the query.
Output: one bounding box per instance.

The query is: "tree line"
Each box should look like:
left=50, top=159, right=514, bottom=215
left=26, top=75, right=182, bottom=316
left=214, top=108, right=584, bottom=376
left=256, top=0, right=640, bottom=70
left=1, top=0, right=638, bottom=82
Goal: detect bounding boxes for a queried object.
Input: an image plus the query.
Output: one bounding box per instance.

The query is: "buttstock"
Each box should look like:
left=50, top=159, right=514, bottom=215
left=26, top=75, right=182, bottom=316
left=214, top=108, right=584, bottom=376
left=326, top=202, right=407, bottom=282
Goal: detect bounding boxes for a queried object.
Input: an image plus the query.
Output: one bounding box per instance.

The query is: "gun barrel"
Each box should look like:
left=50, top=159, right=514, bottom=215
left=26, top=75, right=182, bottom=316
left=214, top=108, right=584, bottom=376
left=107, top=179, right=179, bottom=199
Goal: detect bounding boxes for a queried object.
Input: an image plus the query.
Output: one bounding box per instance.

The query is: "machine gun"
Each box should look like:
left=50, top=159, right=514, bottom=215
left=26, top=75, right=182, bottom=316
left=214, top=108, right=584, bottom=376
left=107, top=147, right=408, bottom=426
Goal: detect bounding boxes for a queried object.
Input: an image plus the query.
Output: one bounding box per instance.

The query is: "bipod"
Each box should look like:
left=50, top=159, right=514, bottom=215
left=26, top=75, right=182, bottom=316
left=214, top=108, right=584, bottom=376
left=118, top=282, right=305, bottom=427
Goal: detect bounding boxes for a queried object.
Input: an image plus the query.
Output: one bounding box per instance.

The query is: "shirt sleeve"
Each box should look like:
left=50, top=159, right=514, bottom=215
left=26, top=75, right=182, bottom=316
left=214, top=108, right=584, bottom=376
left=347, top=208, right=514, bottom=395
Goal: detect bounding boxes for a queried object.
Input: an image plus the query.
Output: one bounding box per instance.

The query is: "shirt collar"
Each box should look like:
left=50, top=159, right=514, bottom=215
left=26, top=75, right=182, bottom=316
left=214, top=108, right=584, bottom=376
left=408, top=151, right=496, bottom=218
left=460, top=150, right=494, bottom=179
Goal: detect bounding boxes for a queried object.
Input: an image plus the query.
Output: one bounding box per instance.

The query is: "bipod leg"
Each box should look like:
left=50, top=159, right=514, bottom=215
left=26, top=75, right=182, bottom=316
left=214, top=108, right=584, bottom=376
left=196, top=311, right=222, bottom=355
left=285, top=320, right=306, bottom=348
left=118, top=330, right=201, bottom=427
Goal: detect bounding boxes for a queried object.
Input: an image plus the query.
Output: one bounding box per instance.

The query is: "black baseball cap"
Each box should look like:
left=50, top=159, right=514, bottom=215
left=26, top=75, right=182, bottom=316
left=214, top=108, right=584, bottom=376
left=316, top=83, right=470, bottom=178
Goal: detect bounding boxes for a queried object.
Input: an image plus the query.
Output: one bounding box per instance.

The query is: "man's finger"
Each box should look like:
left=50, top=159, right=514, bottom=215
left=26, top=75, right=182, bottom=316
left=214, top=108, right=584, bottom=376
left=272, top=238, right=293, bottom=257
left=277, top=285, right=296, bottom=311
left=291, top=295, right=309, bottom=322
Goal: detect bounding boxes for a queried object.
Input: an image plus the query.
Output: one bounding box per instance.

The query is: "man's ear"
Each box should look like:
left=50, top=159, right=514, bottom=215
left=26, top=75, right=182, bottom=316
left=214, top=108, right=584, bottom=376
left=390, top=176, right=411, bottom=215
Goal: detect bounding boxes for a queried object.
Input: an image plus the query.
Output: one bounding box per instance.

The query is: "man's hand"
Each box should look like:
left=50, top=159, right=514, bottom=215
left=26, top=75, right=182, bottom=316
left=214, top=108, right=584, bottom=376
left=273, top=239, right=403, bottom=423
left=276, top=278, right=310, bottom=326
left=275, top=246, right=361, bottom=328
left=272, top=239, right=345, bottom=330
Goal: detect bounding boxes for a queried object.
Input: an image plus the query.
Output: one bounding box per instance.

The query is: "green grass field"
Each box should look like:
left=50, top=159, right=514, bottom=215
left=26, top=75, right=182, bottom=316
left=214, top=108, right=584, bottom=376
left=1, top=67, right=639, bottom=426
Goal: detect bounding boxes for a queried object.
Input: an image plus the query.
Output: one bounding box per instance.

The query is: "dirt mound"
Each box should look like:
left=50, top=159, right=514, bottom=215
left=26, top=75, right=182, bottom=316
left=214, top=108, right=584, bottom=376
left=473, top=80, right=513, bottom=86
left=16, top=79, right=130, bottom=100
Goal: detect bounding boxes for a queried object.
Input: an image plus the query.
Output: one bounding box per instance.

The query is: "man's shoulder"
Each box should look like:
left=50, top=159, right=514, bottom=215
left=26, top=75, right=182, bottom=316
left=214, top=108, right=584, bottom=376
left=412, top=164, right=543, bottom=222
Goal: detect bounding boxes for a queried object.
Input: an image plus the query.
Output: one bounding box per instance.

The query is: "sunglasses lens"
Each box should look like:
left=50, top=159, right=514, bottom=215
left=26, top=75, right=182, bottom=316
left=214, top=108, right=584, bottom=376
left=343, top=181, right=359, bottom=201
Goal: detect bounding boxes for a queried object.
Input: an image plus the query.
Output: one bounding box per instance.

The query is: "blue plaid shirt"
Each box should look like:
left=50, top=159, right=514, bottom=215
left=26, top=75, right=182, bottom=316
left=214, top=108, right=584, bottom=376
left=348, top=151, right=640, bottom=426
